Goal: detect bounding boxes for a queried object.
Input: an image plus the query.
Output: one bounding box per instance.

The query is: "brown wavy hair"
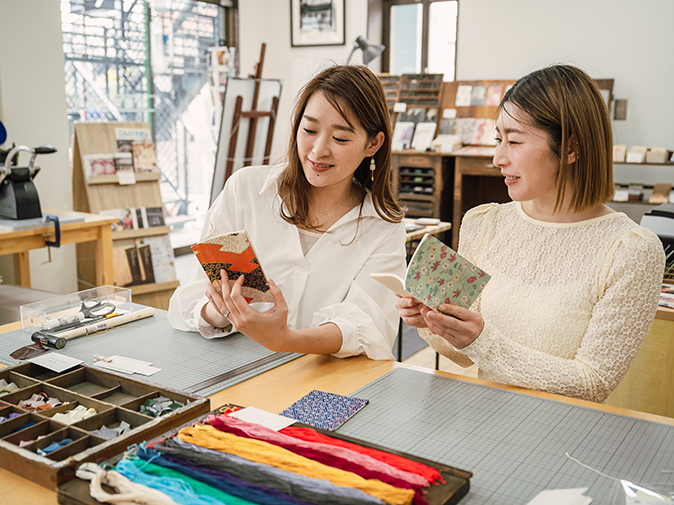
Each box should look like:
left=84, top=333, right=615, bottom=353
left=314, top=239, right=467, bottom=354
left=498, top=64, right=614, bottom=214
left=278, top=65, right=403, bottom=227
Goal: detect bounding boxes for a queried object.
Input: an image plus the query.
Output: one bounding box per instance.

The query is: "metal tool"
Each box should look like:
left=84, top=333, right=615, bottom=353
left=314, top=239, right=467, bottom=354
left=0, top=144, right=56, bottom=219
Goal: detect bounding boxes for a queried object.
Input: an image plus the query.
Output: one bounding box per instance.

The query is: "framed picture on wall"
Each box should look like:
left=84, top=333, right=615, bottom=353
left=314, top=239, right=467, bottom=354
left=290, top=0, right=345, bottom=47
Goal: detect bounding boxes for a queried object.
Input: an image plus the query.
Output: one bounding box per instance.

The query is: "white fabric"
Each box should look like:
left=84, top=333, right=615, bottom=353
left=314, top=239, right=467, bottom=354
left=298, top=227, right=322, bottom=256
left=76, top=462, right=178, bottom=505
left=420, top=202, right=665, bottom=403
left=168, top=164, right=407, bottom=360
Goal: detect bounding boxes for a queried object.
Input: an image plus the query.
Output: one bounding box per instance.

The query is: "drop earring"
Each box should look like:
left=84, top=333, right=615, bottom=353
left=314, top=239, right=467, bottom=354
left=370, top=156, right=376, bottom=182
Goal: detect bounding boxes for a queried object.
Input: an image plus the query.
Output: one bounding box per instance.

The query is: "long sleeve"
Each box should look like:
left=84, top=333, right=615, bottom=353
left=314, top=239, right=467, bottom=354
left=168, top=164, right=408, bottom=360
left=316, top=220, right=407, bottom=360
left=420, top=202, right=665, bottom=403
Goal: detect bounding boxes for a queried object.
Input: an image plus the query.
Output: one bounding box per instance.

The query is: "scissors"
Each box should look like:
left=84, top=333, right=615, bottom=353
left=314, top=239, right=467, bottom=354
left=80, top=298, right=116, bottom=320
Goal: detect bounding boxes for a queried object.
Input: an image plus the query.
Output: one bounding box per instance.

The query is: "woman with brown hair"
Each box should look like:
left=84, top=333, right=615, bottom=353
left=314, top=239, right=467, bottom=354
left=398, top=64, right=665, bottom=402
left=169, top=65, right=407, bottom=359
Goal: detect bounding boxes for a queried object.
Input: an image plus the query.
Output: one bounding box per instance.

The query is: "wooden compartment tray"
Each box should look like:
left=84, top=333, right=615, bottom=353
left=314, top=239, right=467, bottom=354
left=57, top=404, right=472, bottom=505
left=0, top=362, right=210, bottom=490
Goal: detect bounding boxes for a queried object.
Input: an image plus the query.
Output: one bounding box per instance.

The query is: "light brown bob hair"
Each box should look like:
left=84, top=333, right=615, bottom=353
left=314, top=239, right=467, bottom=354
left=278, top=65, right=403, bottom=228
left=498, top=65, right=614, bottom=214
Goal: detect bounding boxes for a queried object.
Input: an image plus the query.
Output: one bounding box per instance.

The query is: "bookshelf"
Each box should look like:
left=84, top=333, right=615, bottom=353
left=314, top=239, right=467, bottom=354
left=71, top=122, right=179, bottom=310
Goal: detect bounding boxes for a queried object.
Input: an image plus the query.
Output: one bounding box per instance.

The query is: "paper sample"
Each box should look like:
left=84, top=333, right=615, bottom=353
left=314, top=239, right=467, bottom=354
left=280, top=390, right=368, bottom=431
left=229, top=407, right=297, bottom=431
left=371, top=233, right=490, bottom=311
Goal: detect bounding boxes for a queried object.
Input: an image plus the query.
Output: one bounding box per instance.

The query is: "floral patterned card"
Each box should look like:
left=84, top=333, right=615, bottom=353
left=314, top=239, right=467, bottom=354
left=405, top=234, right=490, bottom=311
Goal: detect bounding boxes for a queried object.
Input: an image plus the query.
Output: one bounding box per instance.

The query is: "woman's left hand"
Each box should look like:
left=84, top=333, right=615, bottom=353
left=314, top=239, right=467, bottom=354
left=420, top=303, right=484, bottom=349
left=219, top=269, right=297, bottom=353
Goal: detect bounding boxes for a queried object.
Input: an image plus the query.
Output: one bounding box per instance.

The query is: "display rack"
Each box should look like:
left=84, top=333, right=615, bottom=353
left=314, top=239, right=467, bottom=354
left=71, top=122, right=179, bottom=310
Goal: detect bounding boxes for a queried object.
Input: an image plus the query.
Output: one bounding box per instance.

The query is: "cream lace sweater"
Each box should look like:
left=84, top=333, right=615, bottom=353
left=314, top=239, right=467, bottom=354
left=419, top=202, right=665, bottom=403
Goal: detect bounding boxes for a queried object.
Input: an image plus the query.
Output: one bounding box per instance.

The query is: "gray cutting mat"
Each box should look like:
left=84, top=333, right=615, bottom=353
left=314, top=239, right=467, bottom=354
left=338, top=368, right=674, bottom=505
left=0, top=310, right=300, bottom=397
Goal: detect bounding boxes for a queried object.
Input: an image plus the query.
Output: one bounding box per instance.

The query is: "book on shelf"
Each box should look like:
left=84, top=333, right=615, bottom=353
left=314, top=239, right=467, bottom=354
left=649, top=183, right=673, bottom=204
left=131, top=140, right=159, bottom=173
left=82, top=153, right=116, bottom=179
left=99, top=207, right=165, bottom=231
left=142, top=235, right=176, bottom=284
left=115, top=127, right=152, bottom=153
left=191, top=229, right=273, bottom=305
left=485, top=83, right=504, bottom=106
left=470, top=85, right=486, bottom=106
left=371, top=233, right=491, bottom=311
left=112, top=236, right=176, bottom=287
left=112, top=152, right=134, bottom=173
left=455, top=84, right=473, bottom=106
left=392, top=121, right=415, bottom=151
left=411, top=122, right=437, bottom=151
left=144, top=206, right=166, bottom=227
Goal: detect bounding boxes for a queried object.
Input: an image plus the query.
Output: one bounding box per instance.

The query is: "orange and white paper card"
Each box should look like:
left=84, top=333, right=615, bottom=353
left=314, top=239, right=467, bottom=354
left=191, top=230, right=273, bottom=304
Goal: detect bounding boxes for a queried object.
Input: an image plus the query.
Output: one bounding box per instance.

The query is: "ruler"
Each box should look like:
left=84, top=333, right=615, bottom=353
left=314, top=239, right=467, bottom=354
left=183, top=352, right=298, bottom=394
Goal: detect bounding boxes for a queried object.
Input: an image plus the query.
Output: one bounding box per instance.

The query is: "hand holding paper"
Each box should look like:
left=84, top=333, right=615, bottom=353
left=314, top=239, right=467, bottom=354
left=371, top=234, right=491, bottom=312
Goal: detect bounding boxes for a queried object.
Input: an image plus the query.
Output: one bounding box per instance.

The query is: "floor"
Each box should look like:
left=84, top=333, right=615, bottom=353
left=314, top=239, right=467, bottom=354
left=172, top=253, right=478, bottom=378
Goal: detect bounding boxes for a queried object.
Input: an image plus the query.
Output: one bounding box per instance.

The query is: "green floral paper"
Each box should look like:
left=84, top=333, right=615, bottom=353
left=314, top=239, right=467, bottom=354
left=406, top=234, right=490, bottom=311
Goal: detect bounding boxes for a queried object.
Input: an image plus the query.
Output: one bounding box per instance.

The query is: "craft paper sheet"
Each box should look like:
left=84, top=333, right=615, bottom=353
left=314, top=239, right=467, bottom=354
left=280, top=390, right=369, bottom=431
left=192, top=230, right=273, bottom=304
left=406, top=234, right=490, bottom=311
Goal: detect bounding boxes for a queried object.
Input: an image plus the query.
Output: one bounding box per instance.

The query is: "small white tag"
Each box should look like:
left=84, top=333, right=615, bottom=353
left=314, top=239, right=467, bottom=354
left=94, top=355, right=161, bottom=376
left=229, top=406, right=296, bottom=431
left=526, top=488, right=592, bottom=505
left=28, top=353, right=83, bottom=373
left=393, top=102, right=407, bottom=113
left=443, top=108, right=457, bottom=119
left=117, top=171, right=137, bottom=185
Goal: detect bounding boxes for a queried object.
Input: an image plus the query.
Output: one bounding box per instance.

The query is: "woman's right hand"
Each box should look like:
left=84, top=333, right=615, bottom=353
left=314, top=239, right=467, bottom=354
left=202, top=282, right=233, bottom=329
left=395, top=296, right=428, bottom=328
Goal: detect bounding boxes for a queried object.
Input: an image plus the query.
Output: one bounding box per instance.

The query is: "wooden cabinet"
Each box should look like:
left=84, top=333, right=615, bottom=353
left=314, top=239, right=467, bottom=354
left=452, top=154, right=509, bottom=248
left=392, top=152, right=452, bottom=220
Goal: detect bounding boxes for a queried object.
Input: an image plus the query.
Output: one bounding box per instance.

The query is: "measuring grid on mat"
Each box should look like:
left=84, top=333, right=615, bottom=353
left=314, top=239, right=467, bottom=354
left=337, top=368, right=674, bottom=505
left=0, top=310, right=300, bottom=396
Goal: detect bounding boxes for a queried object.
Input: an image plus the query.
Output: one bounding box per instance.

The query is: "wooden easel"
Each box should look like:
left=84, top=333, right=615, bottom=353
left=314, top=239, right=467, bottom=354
left=224, top=43, right=280, bottom=184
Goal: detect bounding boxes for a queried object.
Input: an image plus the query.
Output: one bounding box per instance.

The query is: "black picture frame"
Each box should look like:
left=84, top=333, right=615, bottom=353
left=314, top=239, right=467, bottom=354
left=290, top=0, right=346, bottom=47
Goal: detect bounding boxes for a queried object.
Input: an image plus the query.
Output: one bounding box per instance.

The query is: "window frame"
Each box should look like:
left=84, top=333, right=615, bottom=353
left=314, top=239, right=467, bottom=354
left=381, top=0, right=458, bottom=80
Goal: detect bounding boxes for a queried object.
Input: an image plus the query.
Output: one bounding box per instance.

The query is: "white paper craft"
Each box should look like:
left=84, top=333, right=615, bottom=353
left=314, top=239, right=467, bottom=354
left=411, top=122, right=437, bottom=152
left=455, top=85, right=473, bottom=106
left=229, top=407, right=296, bottom=432
left=93, top=355, right=161, bottom=376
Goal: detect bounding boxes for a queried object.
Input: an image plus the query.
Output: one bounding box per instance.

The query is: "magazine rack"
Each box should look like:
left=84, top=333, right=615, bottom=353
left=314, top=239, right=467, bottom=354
left=71, top=122, right=179, bottom=310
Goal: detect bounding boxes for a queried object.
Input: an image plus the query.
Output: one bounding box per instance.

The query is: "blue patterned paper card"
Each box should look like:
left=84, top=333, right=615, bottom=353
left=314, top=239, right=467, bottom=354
left=279, top=390, right=369, bottom=431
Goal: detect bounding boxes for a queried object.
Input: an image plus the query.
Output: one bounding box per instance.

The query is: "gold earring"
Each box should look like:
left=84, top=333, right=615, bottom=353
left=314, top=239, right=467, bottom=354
left=370, top=156, right=375, bottom=182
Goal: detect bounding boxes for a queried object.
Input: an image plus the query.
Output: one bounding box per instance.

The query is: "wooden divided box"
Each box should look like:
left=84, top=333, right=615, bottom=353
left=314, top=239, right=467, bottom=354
left=0, top=362, right=209, bottom=490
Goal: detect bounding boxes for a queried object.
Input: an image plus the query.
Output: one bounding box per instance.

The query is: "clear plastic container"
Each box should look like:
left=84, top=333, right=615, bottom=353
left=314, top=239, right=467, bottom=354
left=20, top=286, right=131, bottom=334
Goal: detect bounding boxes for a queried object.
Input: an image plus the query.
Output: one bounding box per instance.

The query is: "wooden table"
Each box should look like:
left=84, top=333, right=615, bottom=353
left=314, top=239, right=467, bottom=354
left=0, top=210, right=116, bottom=288
left=3, top=346, right=674, bottom=505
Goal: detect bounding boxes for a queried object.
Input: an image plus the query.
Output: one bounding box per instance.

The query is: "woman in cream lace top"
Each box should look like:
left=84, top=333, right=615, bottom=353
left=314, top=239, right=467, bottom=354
left=397, top=65, right=665, bottom=403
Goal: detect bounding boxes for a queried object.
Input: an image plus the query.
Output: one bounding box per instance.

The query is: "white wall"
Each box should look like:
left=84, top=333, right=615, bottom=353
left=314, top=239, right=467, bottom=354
left=0, top=0, right=76, bottom=293
left=238, top=0, right=369, bottom=165
left=456, top=0, right=674, bottom=149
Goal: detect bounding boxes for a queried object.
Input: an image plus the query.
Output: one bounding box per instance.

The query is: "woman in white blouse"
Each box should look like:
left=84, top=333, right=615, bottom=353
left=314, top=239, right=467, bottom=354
left=397, top=65, right=665, bottom=402
left=168, top=65, right=407, bottom=360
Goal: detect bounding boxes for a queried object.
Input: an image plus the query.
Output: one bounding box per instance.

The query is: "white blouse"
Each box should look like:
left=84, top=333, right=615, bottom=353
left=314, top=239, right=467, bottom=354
left=420, top=202, right=665, bottom=402
left=167, top=164, right=407, bottom=360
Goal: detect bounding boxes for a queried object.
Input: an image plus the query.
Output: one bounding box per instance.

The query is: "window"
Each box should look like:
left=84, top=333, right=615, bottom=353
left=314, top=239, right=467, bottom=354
left=383, top=0, right=458, bottom=81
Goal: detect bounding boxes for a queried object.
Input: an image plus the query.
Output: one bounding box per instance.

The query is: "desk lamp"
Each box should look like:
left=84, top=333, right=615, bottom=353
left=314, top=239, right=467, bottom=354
left=346, top=36, right=385, bottom=65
